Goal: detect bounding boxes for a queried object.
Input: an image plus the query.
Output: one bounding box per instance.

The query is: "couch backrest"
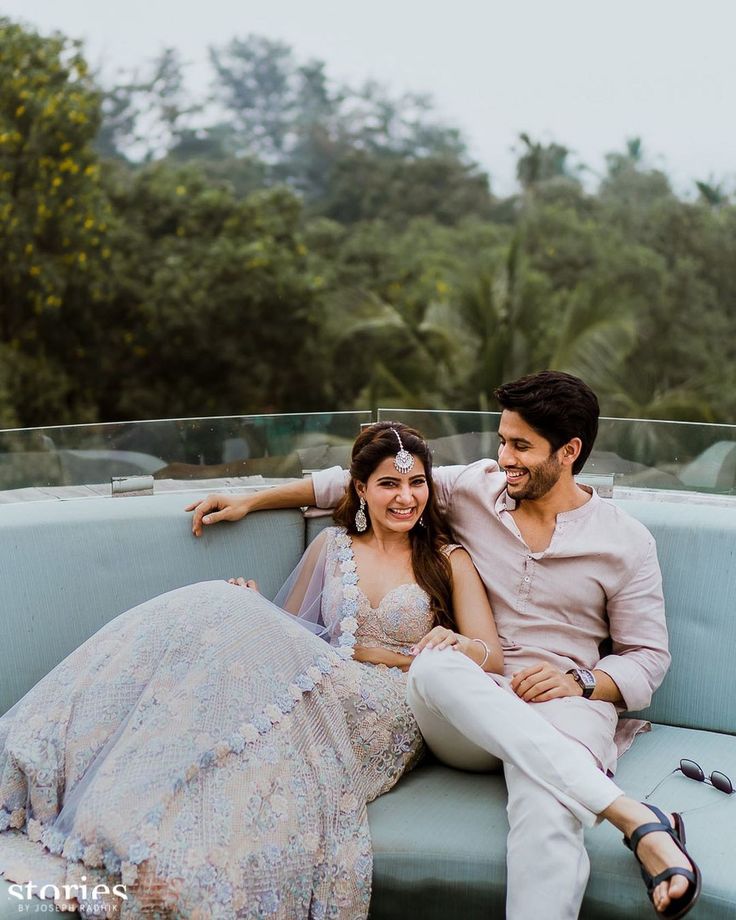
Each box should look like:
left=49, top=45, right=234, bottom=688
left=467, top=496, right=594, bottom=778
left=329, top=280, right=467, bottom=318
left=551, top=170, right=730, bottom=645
left=0, top=494, right=306, bottom=715
left=615, top=499, right=736, bottom=734
left=1, top=493, right=734, bottom=735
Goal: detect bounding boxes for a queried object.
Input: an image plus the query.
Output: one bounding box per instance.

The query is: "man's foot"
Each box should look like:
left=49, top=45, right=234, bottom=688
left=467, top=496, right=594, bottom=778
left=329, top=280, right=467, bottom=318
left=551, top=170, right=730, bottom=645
left=604, top=798, right=700, bottom=916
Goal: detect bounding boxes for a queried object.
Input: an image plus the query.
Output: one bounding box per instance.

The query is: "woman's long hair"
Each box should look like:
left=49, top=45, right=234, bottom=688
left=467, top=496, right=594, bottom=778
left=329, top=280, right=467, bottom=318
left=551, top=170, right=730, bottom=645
left=333, top=422, right=455, bottom=629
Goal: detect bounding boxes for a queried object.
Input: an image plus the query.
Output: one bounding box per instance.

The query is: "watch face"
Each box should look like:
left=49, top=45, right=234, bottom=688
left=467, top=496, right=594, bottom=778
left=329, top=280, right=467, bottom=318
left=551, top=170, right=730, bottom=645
left=578, top=668, right=595, bottom=689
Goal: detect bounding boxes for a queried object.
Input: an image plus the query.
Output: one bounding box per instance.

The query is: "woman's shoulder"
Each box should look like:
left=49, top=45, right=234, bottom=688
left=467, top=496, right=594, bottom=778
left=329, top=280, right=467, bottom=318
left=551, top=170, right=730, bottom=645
left=440, top=542, right=475, bottom=575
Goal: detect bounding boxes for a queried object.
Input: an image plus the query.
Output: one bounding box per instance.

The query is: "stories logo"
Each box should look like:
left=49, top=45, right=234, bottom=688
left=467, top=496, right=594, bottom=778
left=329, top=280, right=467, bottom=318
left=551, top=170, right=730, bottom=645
left=8, top=876, right=127, bottom=914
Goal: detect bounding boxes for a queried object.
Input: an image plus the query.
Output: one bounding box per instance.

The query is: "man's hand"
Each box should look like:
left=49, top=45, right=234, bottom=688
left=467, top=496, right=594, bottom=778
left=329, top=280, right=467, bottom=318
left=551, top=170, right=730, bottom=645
left=511, top=663, right=582, bottom=703
left=186, top=494, right=252, bottom=536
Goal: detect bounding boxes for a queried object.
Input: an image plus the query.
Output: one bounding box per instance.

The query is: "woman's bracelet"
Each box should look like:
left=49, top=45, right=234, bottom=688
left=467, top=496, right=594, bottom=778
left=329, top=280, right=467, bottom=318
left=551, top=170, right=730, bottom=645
left=471, top=638, right=490, bottom=669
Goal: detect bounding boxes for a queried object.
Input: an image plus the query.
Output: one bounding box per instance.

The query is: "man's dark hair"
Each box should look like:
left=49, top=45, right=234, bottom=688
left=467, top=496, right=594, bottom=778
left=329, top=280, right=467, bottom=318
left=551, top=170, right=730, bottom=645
left=494, top=371, right=599, bottom=475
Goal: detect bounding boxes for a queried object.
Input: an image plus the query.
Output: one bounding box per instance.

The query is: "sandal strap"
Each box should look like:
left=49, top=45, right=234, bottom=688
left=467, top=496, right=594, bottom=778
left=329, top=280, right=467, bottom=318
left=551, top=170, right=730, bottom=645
left=643, top=804, right=670, bottom=827
left=629, top=820, right=674, bottom=855
left=648, top=866, right=697, bottom=890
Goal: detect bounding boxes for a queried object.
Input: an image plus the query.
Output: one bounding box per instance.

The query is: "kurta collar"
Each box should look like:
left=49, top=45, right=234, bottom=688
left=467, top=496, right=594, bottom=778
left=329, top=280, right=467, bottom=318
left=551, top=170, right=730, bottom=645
left=496, top=483, right=598, bottom=520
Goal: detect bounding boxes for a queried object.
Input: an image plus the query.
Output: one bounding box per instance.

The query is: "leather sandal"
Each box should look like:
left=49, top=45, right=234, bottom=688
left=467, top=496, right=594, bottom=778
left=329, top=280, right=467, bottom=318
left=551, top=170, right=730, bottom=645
left=623, top=804, right=701, bottom=919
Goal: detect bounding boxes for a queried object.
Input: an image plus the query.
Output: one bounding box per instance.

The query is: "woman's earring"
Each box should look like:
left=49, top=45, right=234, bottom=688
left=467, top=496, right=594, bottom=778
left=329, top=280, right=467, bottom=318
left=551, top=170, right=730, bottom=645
left=355, top=497, right=368, bottom=532
left=418, top=515, right=426, bottom=528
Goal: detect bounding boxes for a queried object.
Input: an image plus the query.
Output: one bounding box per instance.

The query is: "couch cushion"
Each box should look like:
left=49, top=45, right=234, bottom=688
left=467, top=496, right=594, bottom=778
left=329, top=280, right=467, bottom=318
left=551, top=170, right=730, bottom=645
left=367, top=722, right=736, bottom=919
left=0, top=496, right=305, bottom=714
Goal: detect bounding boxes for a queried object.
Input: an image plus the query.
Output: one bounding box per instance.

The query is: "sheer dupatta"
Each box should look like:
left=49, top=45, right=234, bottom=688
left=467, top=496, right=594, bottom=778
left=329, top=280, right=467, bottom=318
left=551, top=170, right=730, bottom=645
left=273, top=527, right=334, bottom=641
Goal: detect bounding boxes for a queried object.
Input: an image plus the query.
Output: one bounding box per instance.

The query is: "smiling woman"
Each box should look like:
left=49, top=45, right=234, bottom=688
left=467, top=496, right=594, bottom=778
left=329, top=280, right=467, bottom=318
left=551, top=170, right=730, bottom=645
left=332, top=423, right=453, bottom=632
left=0, top=420, right=502, bottom=919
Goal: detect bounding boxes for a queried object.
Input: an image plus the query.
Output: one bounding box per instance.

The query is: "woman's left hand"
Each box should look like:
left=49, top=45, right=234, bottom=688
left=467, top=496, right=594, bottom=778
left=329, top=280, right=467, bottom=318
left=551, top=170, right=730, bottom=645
left=353, top=646, right=414, bottom=671
left=410, top=625, right=464, bottom=655
left=227, top=577, right=260, bottom=592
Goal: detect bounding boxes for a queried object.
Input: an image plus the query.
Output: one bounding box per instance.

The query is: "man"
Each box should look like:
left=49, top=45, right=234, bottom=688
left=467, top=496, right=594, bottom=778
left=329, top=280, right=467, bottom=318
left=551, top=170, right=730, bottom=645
left=189, top=371, right=697, bottom=919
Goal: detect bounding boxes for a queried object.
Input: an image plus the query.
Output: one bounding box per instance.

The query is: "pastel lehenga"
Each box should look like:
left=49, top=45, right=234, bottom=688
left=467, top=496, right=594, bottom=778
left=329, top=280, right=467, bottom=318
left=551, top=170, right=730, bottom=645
left=0, top=527, right=435, bottom=918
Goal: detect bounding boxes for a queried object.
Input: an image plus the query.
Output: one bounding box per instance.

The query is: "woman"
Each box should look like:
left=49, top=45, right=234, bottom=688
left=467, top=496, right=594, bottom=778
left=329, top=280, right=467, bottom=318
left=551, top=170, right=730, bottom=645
left=0, top=422, right=502, bottom=918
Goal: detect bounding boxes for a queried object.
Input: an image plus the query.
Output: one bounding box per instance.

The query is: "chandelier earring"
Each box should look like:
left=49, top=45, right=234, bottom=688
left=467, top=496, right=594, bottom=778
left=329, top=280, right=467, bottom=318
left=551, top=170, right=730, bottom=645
left=355, top=496, right=368, bottom=532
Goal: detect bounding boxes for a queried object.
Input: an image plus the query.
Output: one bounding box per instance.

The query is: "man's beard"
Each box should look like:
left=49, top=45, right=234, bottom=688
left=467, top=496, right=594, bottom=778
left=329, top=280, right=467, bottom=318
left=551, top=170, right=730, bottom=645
left=508, top=454, right=563, bottom=501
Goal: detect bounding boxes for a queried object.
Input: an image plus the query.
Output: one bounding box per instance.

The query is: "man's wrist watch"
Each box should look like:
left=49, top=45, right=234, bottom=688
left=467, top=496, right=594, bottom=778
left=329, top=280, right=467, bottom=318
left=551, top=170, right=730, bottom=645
left=566, top=667, right=596, bottom=699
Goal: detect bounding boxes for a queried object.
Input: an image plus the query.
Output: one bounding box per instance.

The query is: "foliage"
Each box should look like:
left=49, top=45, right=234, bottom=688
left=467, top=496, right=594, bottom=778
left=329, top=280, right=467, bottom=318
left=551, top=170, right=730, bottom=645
left=1, top=20, right=736, bottom=431
left=97, top=163, right=326, bottom=420
left=0, top=17, right=115, bottom=424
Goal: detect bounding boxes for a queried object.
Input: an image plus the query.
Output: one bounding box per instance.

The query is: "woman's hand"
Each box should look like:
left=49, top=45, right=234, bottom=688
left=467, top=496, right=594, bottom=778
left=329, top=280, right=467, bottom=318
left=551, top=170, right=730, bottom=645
left=186, top=493, right=253, bottom=537
left=227, top=577, right=260, bottom=592
left=410, top=626, right=490, bottom=670
left=410, top=625, right=461, bottom=655
left=352, top=646, right=414, bottom=672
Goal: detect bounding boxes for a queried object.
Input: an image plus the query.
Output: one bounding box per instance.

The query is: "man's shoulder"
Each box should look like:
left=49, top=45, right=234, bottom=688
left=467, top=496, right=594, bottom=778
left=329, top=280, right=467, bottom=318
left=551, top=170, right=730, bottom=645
left=433, top=458, right=505, bottom=508
left=592, top=493, right=656, bottom=549
left=440, top=457, right=503, bottom=486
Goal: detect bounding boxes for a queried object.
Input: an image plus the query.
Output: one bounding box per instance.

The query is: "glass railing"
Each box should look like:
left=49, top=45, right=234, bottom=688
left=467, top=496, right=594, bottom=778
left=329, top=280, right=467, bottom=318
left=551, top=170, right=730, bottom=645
left=0, top=412, right=370, bottom=494
left=376, top=409, right=736, bottom=496
left=1, top=408, right=735, bottom=498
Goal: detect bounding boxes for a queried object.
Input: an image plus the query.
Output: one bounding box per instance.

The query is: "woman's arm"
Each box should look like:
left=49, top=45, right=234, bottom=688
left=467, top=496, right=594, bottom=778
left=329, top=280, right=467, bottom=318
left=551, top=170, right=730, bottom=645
left=412, top=549, right=504, bottom=674
left=352, top=646, right=414, bottom=672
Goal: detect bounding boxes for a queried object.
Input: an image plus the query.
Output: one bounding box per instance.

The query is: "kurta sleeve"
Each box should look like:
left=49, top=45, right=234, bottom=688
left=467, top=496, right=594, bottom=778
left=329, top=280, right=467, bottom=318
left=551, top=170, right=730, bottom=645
left=595, top=538, right=671, bottom=711
left=311, top=466, right=351, bottom=509
left=431, top=465, right=468, bottom=516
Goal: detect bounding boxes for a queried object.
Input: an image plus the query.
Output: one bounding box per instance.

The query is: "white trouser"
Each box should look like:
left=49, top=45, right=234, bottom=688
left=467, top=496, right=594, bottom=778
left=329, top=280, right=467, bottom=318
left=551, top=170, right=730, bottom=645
left=406, top=649, right=623, bottom=920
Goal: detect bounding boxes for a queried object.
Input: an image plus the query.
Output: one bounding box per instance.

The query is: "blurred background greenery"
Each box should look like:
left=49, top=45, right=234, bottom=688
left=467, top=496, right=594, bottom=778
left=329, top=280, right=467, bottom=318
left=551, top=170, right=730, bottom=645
left=1, top=18, right=735, bottom=429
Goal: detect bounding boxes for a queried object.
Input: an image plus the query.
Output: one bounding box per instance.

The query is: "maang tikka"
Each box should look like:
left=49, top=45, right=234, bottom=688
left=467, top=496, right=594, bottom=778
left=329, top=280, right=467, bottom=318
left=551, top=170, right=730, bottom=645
left=391, top=429, right=415, bottom=474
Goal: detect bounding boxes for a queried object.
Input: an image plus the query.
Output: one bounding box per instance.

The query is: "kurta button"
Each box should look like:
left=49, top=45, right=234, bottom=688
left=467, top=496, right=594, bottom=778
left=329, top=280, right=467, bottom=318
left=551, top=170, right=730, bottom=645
left=524, top=576, right=530, bottom=583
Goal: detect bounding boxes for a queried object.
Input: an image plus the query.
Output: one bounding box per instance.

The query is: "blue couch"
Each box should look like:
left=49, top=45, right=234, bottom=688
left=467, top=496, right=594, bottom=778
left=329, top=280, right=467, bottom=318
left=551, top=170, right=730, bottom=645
left=1, top=491, right=735, bottom=917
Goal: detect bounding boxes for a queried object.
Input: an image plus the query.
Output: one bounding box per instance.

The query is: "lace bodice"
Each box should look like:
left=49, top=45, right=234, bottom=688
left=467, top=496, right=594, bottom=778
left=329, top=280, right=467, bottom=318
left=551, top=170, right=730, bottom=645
left=320, top=527, right=436, bottom=657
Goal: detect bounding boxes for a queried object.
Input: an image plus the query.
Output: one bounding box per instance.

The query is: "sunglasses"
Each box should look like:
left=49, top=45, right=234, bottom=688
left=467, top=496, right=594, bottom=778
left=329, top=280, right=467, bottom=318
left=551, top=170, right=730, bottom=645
left=645, top=758, right=734, bottom=801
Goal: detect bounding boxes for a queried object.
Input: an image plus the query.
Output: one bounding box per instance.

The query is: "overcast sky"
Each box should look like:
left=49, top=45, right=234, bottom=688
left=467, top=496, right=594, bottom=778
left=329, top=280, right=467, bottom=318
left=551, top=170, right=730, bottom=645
left=3, top=0, right=734, bottom=194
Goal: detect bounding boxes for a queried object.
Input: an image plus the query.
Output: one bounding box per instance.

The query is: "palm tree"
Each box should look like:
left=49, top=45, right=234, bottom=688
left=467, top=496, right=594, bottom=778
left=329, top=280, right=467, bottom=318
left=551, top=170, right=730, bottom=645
left=445, top=237, right=639, bottom=410
left=515, top=133, right=583, bottom=192
left=324, top=289, right=462, bottom=412
left=695, top=179, right=729, bottom=209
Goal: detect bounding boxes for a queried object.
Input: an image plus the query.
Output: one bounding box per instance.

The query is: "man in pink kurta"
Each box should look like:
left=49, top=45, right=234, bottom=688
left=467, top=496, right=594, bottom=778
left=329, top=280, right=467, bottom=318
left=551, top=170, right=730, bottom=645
left=310, top=374, right=670, bottom=920
left=313, top=457, right=669, bottom=774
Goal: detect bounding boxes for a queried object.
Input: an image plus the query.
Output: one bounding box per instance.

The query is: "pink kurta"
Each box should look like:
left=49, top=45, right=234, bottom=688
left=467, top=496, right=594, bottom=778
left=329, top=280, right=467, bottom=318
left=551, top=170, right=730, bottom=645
left=312, top=460, right=670, bottom=773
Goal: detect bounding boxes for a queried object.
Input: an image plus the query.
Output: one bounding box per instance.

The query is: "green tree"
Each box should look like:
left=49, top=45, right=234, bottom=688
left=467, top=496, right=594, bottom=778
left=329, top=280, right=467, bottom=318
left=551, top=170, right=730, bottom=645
left=99, top=163, right=327, bottom=420
left=0, top=18, right=114, bottom=425
left=515, top=133, right=583, bottom=192
left=316, top=150, right=492, bottom=225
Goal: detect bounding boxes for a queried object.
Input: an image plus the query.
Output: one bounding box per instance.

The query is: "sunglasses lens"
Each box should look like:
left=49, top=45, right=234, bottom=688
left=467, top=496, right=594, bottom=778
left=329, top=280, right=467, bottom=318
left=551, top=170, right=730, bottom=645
left=711, top=771, right=733, bottom=794
left=680, top=759, right=705, bottom=781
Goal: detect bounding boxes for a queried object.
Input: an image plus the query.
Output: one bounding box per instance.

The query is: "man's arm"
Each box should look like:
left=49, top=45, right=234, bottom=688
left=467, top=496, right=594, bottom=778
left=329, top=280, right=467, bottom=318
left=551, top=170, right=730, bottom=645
left=595, top=538, right=670, bottom=711
left=186, top=465, right=352, bottom=536
left=186, top=460, right=478, bottom=536
left=187, top=479, right=315, bottom=536
left=512, top=540, right=668, bottom=707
